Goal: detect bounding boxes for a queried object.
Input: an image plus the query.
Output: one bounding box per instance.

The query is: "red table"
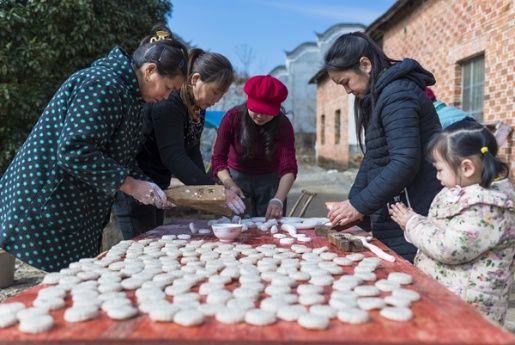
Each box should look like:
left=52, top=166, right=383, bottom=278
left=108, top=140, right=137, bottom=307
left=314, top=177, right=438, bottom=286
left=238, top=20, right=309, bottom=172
left=0, top=220, right=514, bottom=345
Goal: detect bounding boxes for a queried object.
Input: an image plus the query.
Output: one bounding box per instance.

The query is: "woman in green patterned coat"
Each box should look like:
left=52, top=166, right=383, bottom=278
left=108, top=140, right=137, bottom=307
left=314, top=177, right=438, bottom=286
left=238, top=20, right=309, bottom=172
left=0, top=29, right=188, bottom=272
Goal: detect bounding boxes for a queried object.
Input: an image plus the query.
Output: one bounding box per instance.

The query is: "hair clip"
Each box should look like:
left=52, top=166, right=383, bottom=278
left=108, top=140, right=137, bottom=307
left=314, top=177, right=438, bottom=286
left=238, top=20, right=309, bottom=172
left=480, top=146, right=489, bottom=154
left=150, top=30, right=170, bottom=43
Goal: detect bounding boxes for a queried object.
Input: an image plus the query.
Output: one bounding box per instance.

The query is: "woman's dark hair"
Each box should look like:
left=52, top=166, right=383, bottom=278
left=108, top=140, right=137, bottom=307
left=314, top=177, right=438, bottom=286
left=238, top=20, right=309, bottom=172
left=239, top=104, right=284, bottom=161
left=180, top=49, right=234, bottom=120
left=426, top=118, right=509, bottom=188
left=132, top=24, right=188, bottom=78
left=324, top=32, right=398, bottom=152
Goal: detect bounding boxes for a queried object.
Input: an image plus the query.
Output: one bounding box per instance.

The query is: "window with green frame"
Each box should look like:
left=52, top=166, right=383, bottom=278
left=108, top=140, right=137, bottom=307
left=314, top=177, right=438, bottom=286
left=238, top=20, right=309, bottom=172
left=461, top=54, right=485, bottom=121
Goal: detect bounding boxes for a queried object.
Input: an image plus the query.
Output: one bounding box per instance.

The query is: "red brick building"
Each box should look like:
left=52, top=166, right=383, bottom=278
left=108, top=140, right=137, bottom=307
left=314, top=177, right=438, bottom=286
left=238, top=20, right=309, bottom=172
left=309, top=71, right=359, bottom=170
left=313, top=0, right=514, bottom=174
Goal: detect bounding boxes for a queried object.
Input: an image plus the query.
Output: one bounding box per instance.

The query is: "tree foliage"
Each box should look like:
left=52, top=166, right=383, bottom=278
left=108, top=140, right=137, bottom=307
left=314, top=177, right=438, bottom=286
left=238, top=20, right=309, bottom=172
left=0, top=0, right=172, bottom=174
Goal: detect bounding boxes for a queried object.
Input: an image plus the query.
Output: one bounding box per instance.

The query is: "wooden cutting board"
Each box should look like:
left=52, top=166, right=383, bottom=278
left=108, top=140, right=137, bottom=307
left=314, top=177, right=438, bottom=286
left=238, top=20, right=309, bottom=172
left=165, top=185, right=232, bottom=216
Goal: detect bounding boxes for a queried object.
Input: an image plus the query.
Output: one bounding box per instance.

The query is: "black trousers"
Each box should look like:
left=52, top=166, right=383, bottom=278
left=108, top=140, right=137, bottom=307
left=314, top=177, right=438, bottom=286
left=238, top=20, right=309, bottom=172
left=229, top=168, right=286, bottom=217
left=112, top=192, right=164, bottom=240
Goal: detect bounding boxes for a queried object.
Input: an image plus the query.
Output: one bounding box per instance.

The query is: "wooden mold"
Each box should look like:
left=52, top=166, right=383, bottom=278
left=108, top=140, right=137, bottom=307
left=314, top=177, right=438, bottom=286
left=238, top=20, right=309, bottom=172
left=165, top=185, right=232, bottom=216
left=315, top=225, right=364, bottom=252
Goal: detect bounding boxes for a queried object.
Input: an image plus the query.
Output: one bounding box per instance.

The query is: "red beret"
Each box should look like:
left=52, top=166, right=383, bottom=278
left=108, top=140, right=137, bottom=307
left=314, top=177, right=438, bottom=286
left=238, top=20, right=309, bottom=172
left=244, top=75, right=288, bottom=116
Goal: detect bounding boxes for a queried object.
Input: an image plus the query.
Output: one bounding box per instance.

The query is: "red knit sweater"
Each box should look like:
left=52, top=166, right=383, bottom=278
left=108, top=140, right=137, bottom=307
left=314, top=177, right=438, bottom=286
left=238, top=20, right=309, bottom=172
left=211, top=106, right=298, bottom=177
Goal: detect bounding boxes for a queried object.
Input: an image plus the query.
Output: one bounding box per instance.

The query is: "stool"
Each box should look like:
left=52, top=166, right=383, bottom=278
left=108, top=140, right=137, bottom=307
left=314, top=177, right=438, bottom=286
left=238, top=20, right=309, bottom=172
left=288, top=190, right=317, bottom=217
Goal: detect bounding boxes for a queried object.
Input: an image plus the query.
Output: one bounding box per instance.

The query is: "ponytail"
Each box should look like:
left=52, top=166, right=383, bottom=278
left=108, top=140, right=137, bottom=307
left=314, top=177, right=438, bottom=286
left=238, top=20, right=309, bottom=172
left=180, top=48, right=206, bottom=120
left=479, top=144, right=509, bottom=188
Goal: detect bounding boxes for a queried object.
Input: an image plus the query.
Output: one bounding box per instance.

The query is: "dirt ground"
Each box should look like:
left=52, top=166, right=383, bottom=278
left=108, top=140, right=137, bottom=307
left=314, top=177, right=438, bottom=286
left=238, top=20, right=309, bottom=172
left=287, top=164, right=357, bottom=217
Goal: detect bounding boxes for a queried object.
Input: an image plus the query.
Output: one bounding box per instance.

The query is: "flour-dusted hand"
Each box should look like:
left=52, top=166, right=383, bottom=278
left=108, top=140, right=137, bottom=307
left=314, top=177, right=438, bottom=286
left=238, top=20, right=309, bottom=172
left=147, top=184, right=175, bottom=209
left=327, top=200, right=363, bottom=227
left=225, top=186, right=246, bottom=214
left=389, top=202, right=417, bottom=230
left=265, top=198, right=283, bottom=219
left=121, top=177, right=172, bottom=209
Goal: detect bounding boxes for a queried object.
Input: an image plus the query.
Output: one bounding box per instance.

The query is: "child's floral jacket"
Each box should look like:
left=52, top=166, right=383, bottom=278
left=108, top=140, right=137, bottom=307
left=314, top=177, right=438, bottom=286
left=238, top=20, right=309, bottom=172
left=406, top=179, right=514, bottom=325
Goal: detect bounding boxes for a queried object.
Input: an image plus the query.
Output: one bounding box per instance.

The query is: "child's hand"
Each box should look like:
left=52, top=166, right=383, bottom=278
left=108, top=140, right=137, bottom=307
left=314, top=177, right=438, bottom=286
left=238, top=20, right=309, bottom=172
left=389, top=202, right=416, bottom=230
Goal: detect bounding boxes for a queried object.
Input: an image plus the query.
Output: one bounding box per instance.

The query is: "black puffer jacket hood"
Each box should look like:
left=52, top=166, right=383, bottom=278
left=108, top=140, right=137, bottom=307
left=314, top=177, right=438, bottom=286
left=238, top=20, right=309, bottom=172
left=375, top=58, right=436, bottom=93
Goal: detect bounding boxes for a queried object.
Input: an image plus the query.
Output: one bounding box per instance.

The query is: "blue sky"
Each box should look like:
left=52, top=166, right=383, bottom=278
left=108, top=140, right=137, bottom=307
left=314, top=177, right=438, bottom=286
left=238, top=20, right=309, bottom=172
left=168, top=0, right=396, bottom=76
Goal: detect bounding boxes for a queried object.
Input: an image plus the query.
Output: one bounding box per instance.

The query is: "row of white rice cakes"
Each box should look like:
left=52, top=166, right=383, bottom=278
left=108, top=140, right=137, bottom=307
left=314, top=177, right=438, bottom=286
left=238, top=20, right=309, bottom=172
left=0, top=235, right=419, bottom=334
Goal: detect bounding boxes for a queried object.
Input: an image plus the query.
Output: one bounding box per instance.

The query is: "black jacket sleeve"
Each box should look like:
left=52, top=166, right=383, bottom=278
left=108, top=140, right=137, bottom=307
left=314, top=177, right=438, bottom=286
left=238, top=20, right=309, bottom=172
left=151, top=99, right=214, bottom=185
left=189, top=144, right=207, bottom=172
left=348, top=154, right=371, bottom=230
left=349, top=88, right=422, bottom=215
left=348, top=154, right=369, bottom=200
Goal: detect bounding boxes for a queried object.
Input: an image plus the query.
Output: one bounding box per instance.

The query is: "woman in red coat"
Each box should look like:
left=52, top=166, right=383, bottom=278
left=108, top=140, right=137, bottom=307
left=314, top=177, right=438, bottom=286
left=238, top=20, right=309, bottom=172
left=211, top=75, right=298, bottom=219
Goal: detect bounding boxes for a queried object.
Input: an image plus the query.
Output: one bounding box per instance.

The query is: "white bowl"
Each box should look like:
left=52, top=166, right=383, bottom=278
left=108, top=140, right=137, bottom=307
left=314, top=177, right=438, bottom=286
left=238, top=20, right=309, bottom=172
left=211, top=223, right=242, bottom=243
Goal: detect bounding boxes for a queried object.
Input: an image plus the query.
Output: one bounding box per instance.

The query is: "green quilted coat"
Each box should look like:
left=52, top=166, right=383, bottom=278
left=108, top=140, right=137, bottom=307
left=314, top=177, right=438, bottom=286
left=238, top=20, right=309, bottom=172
left=0, top=47, right=148, bottom=271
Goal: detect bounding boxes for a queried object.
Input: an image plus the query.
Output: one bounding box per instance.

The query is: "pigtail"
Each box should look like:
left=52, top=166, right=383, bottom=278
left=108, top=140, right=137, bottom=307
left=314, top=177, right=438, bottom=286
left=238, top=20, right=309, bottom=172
left=480, top=147, right=497, bottom=188
left=479, top=141, right=509, bottom=188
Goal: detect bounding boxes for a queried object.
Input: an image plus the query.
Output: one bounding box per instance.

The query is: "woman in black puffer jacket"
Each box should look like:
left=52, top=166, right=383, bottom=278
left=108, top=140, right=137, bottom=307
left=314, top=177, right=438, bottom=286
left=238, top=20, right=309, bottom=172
left=325, top=32, right=442, bottom=262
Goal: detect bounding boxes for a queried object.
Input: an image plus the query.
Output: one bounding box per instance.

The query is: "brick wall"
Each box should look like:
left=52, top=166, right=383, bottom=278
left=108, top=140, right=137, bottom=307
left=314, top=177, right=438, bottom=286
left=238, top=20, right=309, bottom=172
left=378, top=0, right=514, bottom=175
left=315, top=76, right=350, bottom=169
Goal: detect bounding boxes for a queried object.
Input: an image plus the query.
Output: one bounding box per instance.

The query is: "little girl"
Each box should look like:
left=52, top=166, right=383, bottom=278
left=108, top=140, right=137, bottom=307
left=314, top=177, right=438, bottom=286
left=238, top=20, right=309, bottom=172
left=389, top=118, right=514, bottom=325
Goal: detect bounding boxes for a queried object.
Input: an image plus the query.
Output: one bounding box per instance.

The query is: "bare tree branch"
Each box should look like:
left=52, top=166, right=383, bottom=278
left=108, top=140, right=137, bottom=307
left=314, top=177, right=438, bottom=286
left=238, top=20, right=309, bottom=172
left=234, top=43, right=256, bottom=78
